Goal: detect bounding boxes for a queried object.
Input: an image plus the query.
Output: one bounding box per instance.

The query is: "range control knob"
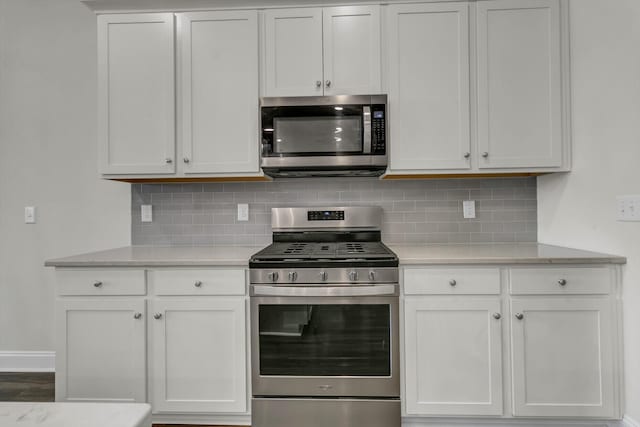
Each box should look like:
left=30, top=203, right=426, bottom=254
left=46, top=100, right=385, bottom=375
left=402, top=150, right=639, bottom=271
left=319, top=271, right=327, bottom=281
left=267, top=271, right=279, bottom=282
left=369, top=270, right=376, bottom=281
left=349, top=271, right=358, bottom=281
left=288, top=271, right=298, bottom=282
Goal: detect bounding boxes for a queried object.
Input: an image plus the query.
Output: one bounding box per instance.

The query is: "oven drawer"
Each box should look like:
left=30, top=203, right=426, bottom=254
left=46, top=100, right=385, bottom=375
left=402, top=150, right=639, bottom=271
left=56, top=269, right=146, bottom=296
left=404, top=267, right=501, bottom=295
left=152, top=268, right=246, bottom=295
left=509, top=267, right=611, bottom=295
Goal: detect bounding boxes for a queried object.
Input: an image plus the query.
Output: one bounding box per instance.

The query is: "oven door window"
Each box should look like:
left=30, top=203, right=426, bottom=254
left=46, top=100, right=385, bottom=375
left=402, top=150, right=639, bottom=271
left=258, top=304, right=390, bottom=376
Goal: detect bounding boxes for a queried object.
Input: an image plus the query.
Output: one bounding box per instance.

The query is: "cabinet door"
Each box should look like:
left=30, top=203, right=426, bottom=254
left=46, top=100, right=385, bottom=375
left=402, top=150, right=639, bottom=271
left=386, top=3, right=471, bottom=172
left=404, top=297, right=503, bottom=416
left=150, top=298, right=247, bottom=413
left=98, top=14, right=175, bottom=175
left=55, top=299, right=146, bottom=402
left=263, top=8, right=323, bottom=97
left=477, top=0, right=563, bottom=169
left=511, top=297, right=616, bottom=417
left=178, top=11, right=260, bottom=175
left=322, top=6, right=381, bottom=95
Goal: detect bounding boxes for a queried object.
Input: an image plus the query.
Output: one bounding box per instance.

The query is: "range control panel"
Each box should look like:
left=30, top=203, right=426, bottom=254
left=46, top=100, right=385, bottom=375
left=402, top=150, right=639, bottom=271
left=307, top=210, right=345, bottom=221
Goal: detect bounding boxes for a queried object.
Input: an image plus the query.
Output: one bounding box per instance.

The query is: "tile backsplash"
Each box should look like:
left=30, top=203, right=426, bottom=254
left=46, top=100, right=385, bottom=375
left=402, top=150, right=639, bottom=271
left=131, top=177, right=537, bottom=246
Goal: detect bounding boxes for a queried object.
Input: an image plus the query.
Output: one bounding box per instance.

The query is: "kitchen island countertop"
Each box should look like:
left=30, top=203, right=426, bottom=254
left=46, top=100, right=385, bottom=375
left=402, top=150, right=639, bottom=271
left=45, top=243, right=625, bottom=267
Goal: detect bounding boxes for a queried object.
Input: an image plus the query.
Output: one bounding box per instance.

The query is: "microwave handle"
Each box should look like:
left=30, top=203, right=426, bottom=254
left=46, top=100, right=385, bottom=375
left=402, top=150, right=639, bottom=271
left=363, top=106, right=372, bottom=154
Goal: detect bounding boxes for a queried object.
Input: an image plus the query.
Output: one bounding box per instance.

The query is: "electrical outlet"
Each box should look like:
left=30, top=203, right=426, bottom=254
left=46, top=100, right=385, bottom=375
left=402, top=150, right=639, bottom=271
left=141, top=205, right=153, bottom=222
left=463, top=200, right=476, bottom=219
left=616, top=195, right=640, bottom=221
left=237, top=204, right=249, bottom=222
left=24, top=206, right=36, bottom=224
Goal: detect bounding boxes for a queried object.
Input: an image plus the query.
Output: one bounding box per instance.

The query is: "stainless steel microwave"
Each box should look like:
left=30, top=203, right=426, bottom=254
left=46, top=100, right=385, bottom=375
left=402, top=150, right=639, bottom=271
left=260, top=95, right=387, bottom=178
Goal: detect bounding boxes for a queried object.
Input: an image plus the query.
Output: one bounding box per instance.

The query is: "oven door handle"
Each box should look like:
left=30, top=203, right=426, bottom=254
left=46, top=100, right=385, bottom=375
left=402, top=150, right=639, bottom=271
left=251, top=284, right=397, bottom=297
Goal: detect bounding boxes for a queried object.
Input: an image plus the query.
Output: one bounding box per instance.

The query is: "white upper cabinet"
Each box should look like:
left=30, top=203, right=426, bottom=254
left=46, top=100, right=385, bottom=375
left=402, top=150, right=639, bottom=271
left=98, top=14, right=175, bottom=175
left=263, top=8, right=324, bottom=97
left=477, top=0, right=563, bottom=169
left=177, top=11, right=259, bottom=175
left=263, top=6, right=381, bottom=97
left=322, top=6, right=381, bottom=95
left=386, top=3, right=471, bottom=172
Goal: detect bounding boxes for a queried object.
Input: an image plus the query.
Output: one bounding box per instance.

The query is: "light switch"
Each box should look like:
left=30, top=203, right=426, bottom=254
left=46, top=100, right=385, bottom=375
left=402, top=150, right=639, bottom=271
left=463, top=200, right=476, bottom=219
left=141, top=205, right=153, bottom=222
left=616, top=195, right=640, bottom=221
left=237, top=204, right=249, bottom=222
left=24, top=206, right=36, bottom=224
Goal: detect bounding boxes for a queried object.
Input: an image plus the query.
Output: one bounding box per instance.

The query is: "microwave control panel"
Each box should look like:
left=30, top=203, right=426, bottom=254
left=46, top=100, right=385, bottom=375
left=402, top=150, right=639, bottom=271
left=372, top=107, right=386, bottom=154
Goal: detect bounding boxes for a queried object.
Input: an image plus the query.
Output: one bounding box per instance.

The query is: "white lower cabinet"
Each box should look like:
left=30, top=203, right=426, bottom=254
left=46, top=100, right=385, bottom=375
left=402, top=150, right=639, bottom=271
left=149, top=298, right=247, bottom=413
left=402, top=264, right=621, bottom=420
left=55, top=299, right=147, bottom=402
left=510, top=297, right=616, bottom=418
left=404, top=297, right=503, bottom=415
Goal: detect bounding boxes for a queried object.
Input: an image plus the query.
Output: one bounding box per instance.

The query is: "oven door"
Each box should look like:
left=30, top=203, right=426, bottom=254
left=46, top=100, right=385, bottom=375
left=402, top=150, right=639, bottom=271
left=250, top=284, right=399, bottom=398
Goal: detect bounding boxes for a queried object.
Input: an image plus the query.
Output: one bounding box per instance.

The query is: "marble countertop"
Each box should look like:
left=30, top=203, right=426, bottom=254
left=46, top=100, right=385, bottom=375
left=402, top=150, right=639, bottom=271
left=0, top=402, right=151, bottom=427
left=388, top=243, right=626, bottom=265
left=45, top=243, right=626, bottom=267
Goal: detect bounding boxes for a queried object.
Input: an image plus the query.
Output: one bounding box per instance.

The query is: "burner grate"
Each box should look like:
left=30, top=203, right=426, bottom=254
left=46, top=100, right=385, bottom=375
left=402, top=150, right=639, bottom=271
left=283, top=243, right=309, bottom=255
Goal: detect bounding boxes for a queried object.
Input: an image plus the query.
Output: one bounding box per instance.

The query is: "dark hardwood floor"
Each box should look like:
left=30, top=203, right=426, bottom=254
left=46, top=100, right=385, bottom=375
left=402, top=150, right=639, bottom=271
left=0, top=373, right=249, bottom=426
left=0, top=372, right=55, bottom=402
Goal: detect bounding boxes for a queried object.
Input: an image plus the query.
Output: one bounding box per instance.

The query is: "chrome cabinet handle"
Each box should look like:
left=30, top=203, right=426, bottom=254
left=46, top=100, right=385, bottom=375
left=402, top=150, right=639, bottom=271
left=153, top=313, right=162, bottom=320
left=493, top=313, right=502, bottom=320
left=463, top=152, right=471, bottom=159
left=133, top=313, right=142, bottom=320
left=93, top=281, right=103, bottom=288
left=558, top=279, right=567, bottom=286
left=194, top=280, right=203, bottom=287
left=515, top=313, right=524, bottom=320
left=316, top=80, right=322, bottom=88
left=183, top=157, right=190, bottom=164
left=165, top=158, right=173, bottom=164
left=325, top=80, right=332, bottom=88
left=482, top=152, right=489, bottom=158
left=449, top=279, right=457, bottom=287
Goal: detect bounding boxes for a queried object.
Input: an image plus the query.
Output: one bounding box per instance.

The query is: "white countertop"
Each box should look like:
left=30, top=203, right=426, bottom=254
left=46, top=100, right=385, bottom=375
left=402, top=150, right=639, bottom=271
left=388, top=243, right=626, bottom=265
left=45, top=243, right=625, bottom=267
left=45, top=245, right=263, bottom=267
left=0, top=402, right=151, bottom=427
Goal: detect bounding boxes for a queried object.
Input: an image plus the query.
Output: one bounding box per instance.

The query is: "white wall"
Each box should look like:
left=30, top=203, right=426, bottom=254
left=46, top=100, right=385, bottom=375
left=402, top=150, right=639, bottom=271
left=538, top=0, right=640, bottom=420
left=0, top=0, right=130, bottom=351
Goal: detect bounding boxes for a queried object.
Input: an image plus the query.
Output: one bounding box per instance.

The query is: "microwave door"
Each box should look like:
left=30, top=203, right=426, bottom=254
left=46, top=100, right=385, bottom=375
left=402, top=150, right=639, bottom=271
left=273, top=116, right=363, bottom=155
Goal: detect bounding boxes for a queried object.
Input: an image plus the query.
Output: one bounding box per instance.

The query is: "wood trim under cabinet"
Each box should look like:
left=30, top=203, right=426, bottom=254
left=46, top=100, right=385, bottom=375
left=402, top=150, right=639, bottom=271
left=109, top=176, right=272, bottom=183
left=382, top=172, right=545, bottom=180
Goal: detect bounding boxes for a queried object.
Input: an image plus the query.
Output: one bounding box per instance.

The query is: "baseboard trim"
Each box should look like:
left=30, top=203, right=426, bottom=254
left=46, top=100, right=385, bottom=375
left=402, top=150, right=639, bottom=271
left=623, top=416, right=640, bottom=427
left=0, top=351, right=55, bottom=372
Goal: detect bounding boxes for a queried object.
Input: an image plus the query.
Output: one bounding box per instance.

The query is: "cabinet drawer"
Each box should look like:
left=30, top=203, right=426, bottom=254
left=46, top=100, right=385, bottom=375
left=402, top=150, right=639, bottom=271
left=510, top=267, right=611, bottom=295
left=57, top=269, right=146, bottom=296
left=152, top=269, right=246, bottom=295
left=404, top=268, right=501, bottom=295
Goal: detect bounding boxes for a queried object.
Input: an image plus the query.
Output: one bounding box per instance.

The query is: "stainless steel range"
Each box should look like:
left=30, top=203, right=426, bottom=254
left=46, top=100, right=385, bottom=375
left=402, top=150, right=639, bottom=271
left=249, top=206, right=400, bottom=427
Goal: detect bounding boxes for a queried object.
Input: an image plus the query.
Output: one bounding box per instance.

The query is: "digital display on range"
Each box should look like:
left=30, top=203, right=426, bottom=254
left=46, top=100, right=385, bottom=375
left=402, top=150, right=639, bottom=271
left=308, top=210, right=345, bottom=221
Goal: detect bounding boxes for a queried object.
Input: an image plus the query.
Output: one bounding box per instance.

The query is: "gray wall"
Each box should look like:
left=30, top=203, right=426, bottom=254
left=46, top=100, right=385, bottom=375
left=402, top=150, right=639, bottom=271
left=132, top=177, right=537, bottom=246
left=0, top=0, right=131, bottom=351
